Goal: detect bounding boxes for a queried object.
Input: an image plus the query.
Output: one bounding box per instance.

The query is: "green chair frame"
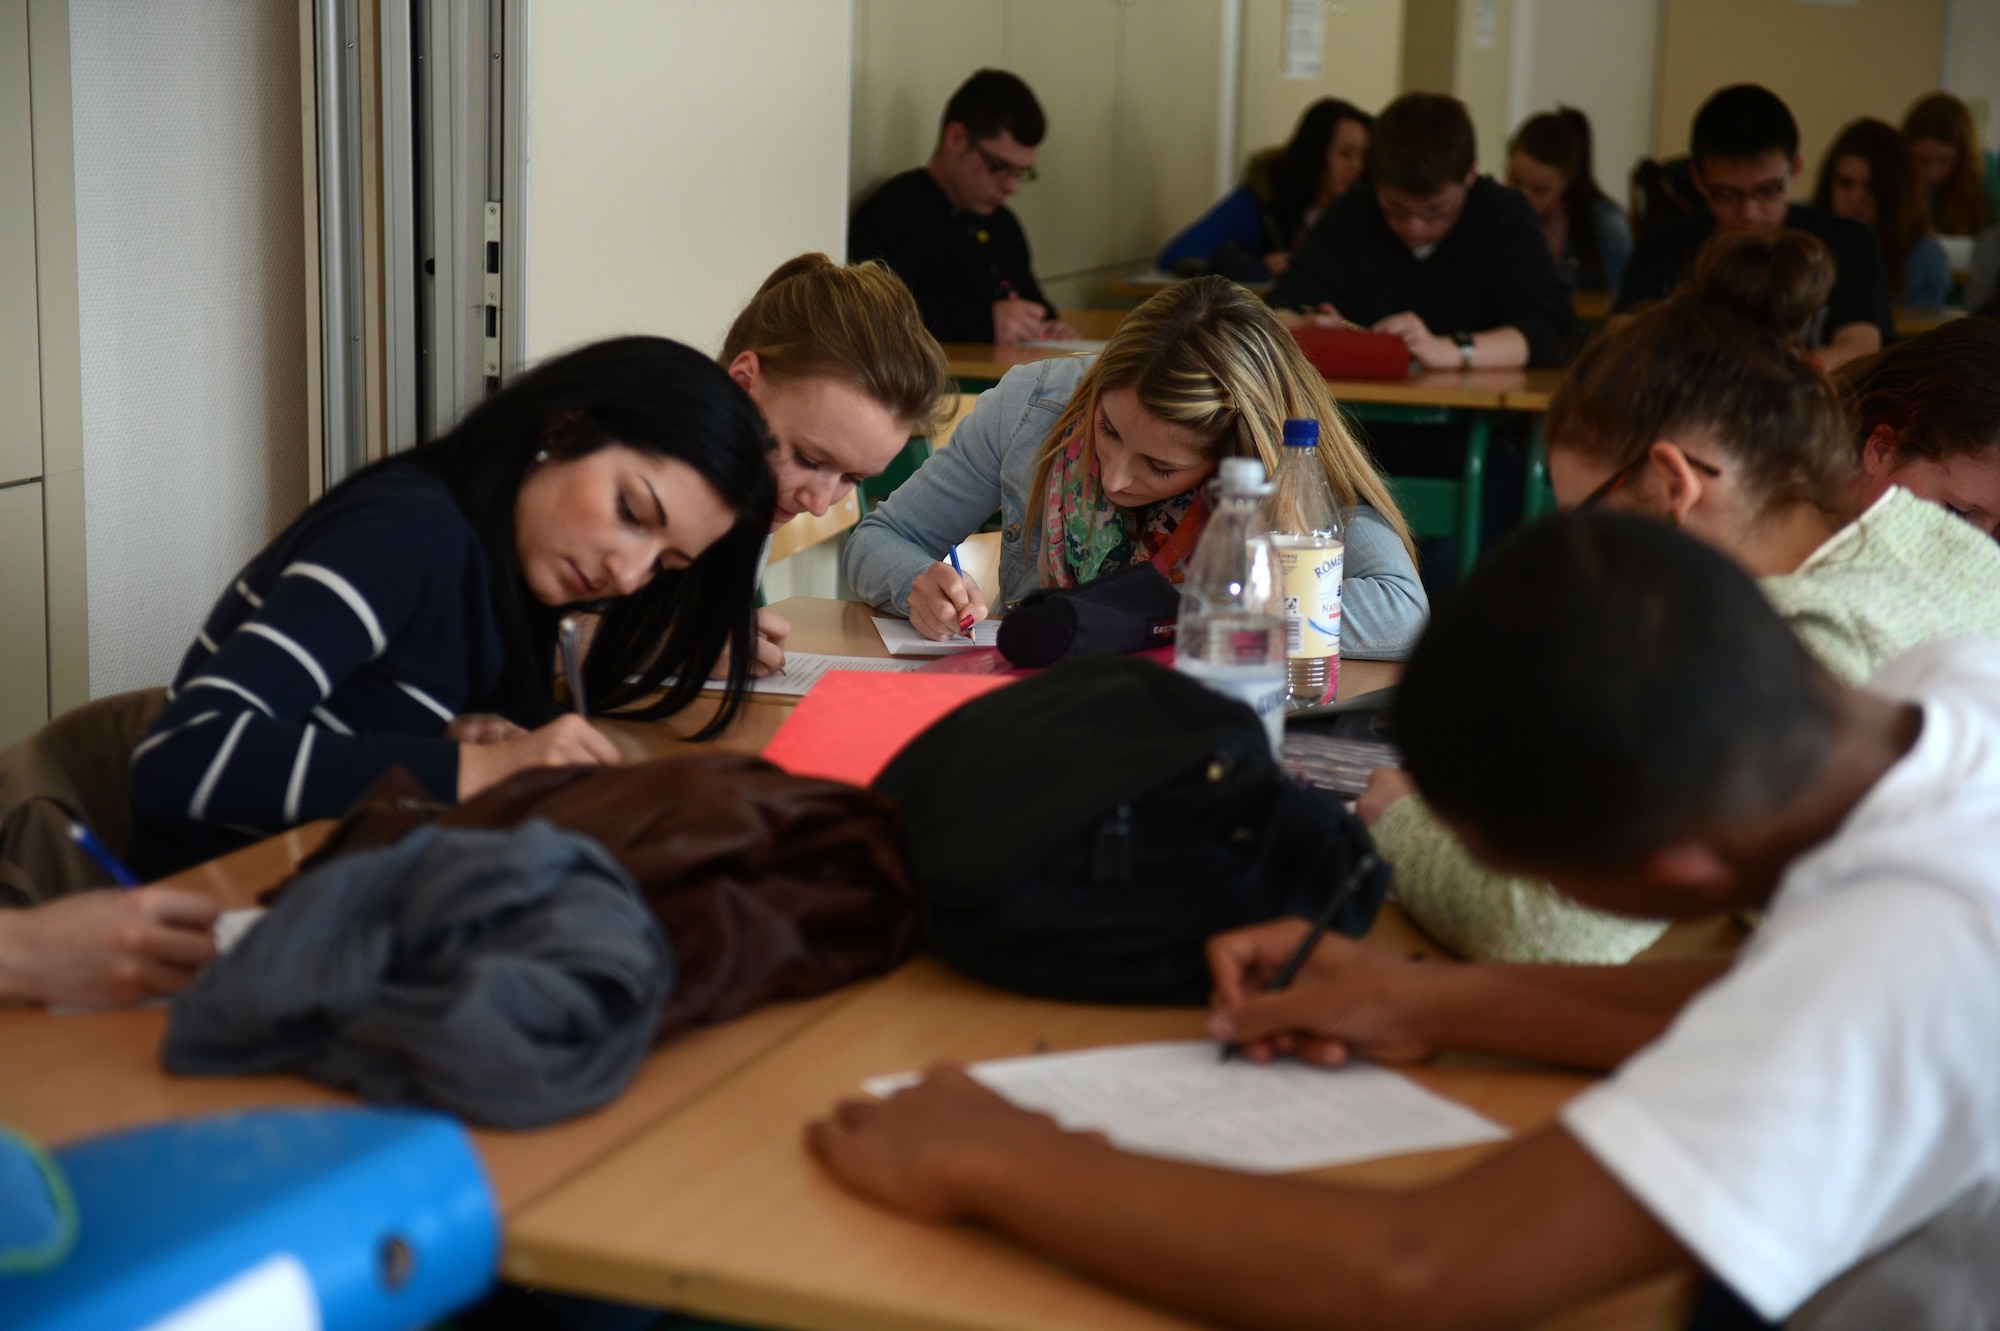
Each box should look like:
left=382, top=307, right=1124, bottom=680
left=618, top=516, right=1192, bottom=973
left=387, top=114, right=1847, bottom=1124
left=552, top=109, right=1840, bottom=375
left=1349, top=403, right=1491, bottom=582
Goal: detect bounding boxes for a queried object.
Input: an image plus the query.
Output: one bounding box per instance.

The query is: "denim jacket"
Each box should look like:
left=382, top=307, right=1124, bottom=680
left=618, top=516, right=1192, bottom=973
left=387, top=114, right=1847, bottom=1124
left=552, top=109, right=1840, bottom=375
left=843, top=357, right=1430, bottom=659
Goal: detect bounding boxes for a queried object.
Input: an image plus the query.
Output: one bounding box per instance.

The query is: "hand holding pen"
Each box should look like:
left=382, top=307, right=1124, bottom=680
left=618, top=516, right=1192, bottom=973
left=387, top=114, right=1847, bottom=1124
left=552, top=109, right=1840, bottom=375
left=908, top=550, right=989, bottom=642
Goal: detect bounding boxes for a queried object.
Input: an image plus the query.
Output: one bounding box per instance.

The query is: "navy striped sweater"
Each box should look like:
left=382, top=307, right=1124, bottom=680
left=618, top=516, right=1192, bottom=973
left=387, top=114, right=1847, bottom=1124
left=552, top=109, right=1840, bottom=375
left=128, top=465, right=506, bottom=877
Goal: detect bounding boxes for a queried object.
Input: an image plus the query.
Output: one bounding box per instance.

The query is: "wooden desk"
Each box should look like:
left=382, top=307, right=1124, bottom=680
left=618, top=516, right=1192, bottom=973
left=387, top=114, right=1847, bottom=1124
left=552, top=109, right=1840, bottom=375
left=506, top=956, right=1690, bottom=1331
left=1325, top=367, right=1528, bottom=411
left=942, top=310, right=1128, bottom=385
left=1893, top=306, right=1966, bottom=337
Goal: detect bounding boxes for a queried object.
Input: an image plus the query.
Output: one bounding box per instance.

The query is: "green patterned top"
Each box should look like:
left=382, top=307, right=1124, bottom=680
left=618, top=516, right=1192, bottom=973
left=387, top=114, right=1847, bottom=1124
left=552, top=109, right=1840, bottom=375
left=1379, top=488, right=2000, bottom=963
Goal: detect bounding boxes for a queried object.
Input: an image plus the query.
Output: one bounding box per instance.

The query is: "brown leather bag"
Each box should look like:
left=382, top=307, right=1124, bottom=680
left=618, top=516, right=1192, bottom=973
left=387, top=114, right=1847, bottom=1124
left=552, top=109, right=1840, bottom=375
left=298, top=752, right=916, bottom=1035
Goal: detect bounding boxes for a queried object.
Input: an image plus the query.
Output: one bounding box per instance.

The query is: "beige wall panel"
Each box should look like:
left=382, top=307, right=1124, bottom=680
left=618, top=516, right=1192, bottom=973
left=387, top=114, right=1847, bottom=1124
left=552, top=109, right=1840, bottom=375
left=1946, top=0, right=1999, bottom=149
left=0, top=483, right=49, bottom=746
left=1509, top=0, right=1661, bottom=203
left=1657, top=0, right=1946, bottom=185
left=1399, top=0, right=1455, bottom=97
left=0, top=0, right=41, bottom=486
left=1112, top=0, right=1223, bottom=260
left=1450, top=0, right=1514, bottom=170
left=1242, top=0, right=1405, bottom=164
left=850, top=0, right=1004, bottom=204
left=526, top=0, right=855, bottom=361
left=41, top=465, right=84, bottom=714
left=997, top=0, right=1122, bottom=282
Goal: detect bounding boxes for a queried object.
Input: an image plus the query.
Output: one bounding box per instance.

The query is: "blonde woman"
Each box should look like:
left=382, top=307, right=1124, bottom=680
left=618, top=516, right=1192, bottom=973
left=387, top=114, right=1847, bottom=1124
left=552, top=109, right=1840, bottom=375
left=844, top=277, right=1428, bottom=652
left=719, top=253, right=953, bottom=673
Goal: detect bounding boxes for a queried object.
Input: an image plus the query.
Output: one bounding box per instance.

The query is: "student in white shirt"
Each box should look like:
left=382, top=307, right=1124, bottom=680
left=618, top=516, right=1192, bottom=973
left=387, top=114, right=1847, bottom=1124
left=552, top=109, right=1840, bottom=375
left=807, top=511, right=2000, bottom=1330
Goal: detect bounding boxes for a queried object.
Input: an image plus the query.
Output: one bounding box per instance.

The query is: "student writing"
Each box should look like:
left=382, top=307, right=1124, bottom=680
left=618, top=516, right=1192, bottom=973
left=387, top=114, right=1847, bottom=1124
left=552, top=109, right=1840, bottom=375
left=126, top=338, right=775, bottom=879
left=1505, top=106, right=1632, bottom=294
left=1365, top=230, right=2000, bottom=964
left=842, top=277, right=1427, bottom=651
left=811, top=512, right=2000, bottom=1329
left=1813, top=118, right=1952, bottom=308
left=1841, top=316, right=2000, bottom=537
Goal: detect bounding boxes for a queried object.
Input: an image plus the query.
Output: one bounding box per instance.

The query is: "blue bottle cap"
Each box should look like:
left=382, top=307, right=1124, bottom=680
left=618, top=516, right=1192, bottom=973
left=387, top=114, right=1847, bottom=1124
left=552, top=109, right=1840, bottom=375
left=1282, top=418, right=1319, bottom=448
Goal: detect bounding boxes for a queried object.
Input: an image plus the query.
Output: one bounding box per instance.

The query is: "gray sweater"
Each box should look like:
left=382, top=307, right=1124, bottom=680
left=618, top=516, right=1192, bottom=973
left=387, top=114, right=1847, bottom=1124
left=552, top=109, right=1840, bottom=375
left=843, top=357, right=1430, bottom=659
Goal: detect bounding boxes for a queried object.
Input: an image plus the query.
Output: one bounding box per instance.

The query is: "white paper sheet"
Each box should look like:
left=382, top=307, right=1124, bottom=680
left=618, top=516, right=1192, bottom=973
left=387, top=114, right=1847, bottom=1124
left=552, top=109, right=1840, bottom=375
left=725, top=652, right=925, bottom=696
left=214, top=907, right=267, bottom=953
left=872, top=616, right=1001, bottom=657
left=863, top=1040, right=1507, bottom=1174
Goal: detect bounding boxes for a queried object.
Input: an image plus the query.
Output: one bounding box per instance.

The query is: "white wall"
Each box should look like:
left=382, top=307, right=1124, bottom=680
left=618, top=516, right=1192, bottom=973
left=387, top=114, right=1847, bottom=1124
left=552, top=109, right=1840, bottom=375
left=68, top=0, right=308, bottom=697
left=1945, top=0, right=2000, bottom=151
left=1507, top=0, right=1660, bottom=206
left=524, top=0, right=854, bottom=361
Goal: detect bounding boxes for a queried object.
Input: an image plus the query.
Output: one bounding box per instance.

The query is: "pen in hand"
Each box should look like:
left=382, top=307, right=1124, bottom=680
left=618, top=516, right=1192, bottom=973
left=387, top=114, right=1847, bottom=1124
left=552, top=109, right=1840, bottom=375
left=946, top=546, right=976, bottom=636
left=559, top=614, right=588, bottom=718
left=68, top=820, right=140, bottom=888
left=1218, top=851, right=1380, bottom=1062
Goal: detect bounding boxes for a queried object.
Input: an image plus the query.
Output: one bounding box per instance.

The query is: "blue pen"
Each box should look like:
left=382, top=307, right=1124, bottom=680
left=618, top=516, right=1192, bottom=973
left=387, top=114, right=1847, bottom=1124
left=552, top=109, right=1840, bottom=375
left=945, top=546, right=975, bottom=635
left=68, top=821, right=140, bottom=888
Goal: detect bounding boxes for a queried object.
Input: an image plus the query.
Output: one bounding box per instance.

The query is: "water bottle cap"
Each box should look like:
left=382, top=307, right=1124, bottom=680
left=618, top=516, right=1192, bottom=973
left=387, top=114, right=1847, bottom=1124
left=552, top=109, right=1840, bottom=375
left=1217, top=457, right=1269, bottom=493
left=1282, top=418, right=1320, bottom=448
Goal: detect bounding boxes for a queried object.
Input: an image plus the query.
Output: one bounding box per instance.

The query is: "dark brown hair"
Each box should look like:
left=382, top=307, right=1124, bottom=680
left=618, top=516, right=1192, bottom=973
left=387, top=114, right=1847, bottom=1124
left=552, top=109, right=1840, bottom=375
left=940, top=69, right=1045, bottom=148
left=1546, top=229, right=1853, bottom=518
left=1270, top=98, right=1373, bottom=244
left=1812, top=118, right=1928, bottom=297
left=1510, top=107, right=1614, bottom=289
left=1902, top=92, right=1987, bottom=236
left=721, top=253, right=952, bottom=436
left=1837, top=317, right=2000, bottom=465
left=1367, top=93, right=1475, bottom=196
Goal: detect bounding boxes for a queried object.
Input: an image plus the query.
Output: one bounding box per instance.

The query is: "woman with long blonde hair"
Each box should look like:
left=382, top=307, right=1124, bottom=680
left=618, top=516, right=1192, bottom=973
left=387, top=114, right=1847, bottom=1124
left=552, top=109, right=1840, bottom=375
left=844, top=277, right=1427, bottom=652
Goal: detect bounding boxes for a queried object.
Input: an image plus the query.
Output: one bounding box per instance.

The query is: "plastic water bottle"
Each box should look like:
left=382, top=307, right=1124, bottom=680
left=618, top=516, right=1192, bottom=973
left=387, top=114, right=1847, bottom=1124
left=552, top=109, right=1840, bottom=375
left=1174, top=456, right=1288, bottom=757
left=1269, top=418, right=1343, bottom=706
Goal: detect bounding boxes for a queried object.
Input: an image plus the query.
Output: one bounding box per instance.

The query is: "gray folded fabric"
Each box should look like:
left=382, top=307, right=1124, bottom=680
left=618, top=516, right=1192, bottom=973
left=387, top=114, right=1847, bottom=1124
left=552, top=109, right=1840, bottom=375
left=164, top=820, right=672, bottom=1128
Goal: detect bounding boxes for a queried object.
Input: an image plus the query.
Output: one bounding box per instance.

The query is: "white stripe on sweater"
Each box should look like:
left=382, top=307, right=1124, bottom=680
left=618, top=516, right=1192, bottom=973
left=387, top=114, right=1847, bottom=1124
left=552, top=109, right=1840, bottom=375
left=196, top=629, right=219, bottom=653
left=130, top=710, right=221, bottom=765
left=282, top=726, right=317, bottom=824
left=239, top=622, right=332, bottom=698
left=189, top=712, right=254, bottom=822
left=281, top=562, right=386, bottom=656
left=395, top=679, right=455, bottom=724
left=184, top=675, right=273, bottom=716
left=235, top=580, right=264, bottom=608
left=310, top=704, right=354, bottom=736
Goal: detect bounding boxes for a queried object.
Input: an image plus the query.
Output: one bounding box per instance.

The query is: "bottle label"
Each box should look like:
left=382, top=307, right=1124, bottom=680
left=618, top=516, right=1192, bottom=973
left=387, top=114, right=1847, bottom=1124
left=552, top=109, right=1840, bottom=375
left=1276, top=543, right=1343, bottom=660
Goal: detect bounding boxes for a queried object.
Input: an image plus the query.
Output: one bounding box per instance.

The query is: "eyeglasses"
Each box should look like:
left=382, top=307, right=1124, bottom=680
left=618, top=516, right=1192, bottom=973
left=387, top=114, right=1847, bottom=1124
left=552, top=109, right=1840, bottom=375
left=975, top=144, right=1038, bottom=183
left=1378, top=188, right=1467, bottom=227
left=1701, top=176, right=1790, bottom=210
left=1578, top=452, right=1722, bottom=510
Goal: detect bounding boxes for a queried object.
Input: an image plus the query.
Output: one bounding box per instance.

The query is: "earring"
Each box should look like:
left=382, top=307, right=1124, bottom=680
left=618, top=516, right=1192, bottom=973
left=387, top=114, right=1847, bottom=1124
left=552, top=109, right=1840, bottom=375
left=533, top=449, right=550, bottom=464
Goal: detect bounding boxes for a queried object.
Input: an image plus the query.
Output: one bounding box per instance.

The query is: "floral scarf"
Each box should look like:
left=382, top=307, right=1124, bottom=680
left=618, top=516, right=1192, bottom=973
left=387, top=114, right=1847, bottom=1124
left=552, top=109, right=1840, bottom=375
left=1036, top=421, right=1210, bottom=589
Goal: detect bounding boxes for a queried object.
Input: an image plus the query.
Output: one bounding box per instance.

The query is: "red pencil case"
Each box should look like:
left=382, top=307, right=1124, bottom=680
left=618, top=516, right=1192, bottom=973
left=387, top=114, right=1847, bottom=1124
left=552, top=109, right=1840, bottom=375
left=1290, top=326, right=1412, bottom=379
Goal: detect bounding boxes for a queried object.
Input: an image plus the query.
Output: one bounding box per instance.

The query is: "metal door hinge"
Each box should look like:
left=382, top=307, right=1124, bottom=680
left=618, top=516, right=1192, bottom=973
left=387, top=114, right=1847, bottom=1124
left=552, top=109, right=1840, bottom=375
left=482, top=201, right=501, bottom=379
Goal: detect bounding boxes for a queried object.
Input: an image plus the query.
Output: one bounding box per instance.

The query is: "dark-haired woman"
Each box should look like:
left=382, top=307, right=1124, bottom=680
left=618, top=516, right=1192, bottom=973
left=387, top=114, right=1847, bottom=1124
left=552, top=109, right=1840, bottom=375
left=127, top=337, right=775, bottom=878
left=1903, top=92, right=1990, bottom=238
left=1842, top=317, right=2000, bottom=536
left=1814, top=118, right=1951, bottom=307
left=1505, top=107, right=1631, bottom=293
left=1155, top=99, right=1372, bottom=281
left=1357, top=230, right=2000, bottom=965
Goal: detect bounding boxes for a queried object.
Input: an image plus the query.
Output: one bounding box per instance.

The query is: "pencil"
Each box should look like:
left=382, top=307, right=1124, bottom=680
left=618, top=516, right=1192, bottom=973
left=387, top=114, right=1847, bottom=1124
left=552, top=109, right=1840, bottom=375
left=1218, top=851, right=1380, bottom=1062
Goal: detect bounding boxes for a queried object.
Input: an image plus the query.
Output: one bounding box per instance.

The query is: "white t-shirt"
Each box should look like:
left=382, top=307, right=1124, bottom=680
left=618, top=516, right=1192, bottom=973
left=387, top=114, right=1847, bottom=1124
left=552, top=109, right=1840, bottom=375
left=1561, top=637, right=2000, bottom=1321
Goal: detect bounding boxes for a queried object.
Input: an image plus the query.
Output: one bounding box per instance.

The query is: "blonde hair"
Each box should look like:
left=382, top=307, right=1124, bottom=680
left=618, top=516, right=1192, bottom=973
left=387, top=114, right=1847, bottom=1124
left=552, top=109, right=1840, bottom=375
left=1025, top=277, right=1416, bottom=557
left=721, top=254, right=953, bottom=435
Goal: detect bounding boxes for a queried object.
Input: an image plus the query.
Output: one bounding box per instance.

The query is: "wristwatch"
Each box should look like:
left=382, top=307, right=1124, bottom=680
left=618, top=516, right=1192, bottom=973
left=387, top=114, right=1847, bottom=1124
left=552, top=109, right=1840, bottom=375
left=1451, top=330, right=1475, bottom=369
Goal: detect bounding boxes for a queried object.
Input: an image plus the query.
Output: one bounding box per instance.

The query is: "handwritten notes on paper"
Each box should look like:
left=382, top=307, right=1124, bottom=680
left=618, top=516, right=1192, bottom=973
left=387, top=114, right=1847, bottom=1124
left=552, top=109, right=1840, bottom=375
left=864, top=1041, right=1507, bottom=1174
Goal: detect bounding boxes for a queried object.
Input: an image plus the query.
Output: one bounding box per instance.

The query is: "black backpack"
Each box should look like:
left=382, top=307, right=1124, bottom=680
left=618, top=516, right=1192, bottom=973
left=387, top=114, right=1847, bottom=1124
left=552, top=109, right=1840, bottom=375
left=873, top=653, right=1387, bottom=1005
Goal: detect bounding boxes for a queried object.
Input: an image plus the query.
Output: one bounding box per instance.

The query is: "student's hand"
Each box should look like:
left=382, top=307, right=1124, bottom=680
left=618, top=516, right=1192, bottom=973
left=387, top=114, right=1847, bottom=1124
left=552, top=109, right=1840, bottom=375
left=0, top=887, right=221, bottom=1007
left=457, top=713, right=621, bottom=799
left=992, top=298, right=1051, bottom=344
left=1356, top=766, right=1418, bottom=828
left=1276, top=302, right=1349, bottom=330
left=1042, top=316, right=1081, bottom=340
left=710, top=608, right=792, bottom=679
left=907, top=562, right=989, bottom=641
left=445, top=713, right=529, bottom=745
left=1205, top=919, right=1436, bottom=1067
left=1263, top=250, right=1292, bottom=277
left=806, top=1065, right=1080, bottom=1221
left=1372, top=311, right=1459, bottom=369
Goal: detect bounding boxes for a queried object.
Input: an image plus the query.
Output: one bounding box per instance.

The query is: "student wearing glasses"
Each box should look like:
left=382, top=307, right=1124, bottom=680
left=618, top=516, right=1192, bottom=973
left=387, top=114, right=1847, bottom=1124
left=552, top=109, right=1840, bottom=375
left=849, top=69, right=1077, bottom=345
left=1357, top=229, right=2000, bottom=965
left=1618, top=84, right=1893, bottom=371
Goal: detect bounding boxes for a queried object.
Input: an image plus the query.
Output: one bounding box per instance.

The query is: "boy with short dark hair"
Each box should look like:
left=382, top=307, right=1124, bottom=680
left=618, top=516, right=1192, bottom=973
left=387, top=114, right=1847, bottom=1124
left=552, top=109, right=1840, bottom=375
left=849, top=69, right=1075, bottom=345
left=1619, top=84, right=1893, bottom=369
left=1269, top=92, right=1575, bottom=369
left=810, top=512, right=2000, bottom=1329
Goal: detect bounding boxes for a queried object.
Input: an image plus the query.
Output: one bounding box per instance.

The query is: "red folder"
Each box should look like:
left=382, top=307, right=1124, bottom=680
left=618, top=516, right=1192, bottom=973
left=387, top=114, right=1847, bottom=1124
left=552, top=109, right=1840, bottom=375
left=762, top=671, right=1017, bottom=788
left=1290, top=326, right=1413, bottom=379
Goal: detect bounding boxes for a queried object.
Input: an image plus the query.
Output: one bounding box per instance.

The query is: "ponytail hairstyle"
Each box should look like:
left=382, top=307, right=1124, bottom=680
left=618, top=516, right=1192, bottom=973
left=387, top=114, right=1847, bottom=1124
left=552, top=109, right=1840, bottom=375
left=1025, top=276, right=1416, bottom=559
left=1510, top=107, right=1615, bottom=289
left=1269, top=99, right=1373, bottom=246
left=1546, top=229, right=1855, bottom=520
left=1812, top=118, right=1928, bottom=298
left=1837, top=317, right=2000, bottom=468
left=405, top=336, right=775, bottom=735
left=721, top=253, right=953, bottom=437
left=1901, top=92, right=1988, bottom=236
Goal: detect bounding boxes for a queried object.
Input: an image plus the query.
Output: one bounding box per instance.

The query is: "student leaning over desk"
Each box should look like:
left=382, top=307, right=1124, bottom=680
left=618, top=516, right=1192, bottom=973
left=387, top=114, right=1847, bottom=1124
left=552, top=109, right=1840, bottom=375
left=813, top=512, right=2000, bottom=1329
left=1840, top=316, right=2000, bottom=539
left=126, top=337, right=776, bottom=880
left=842, top=276, right=1428, bottom=649
left=1361, top=229, right=2000, bottom=965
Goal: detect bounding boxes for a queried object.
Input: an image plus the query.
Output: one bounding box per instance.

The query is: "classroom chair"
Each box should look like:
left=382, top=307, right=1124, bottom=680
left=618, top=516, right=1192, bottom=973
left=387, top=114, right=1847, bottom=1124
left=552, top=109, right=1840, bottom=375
left=0, top=688, right=166, bottom=904
left=1358, top=404, right=1491, bottom=583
